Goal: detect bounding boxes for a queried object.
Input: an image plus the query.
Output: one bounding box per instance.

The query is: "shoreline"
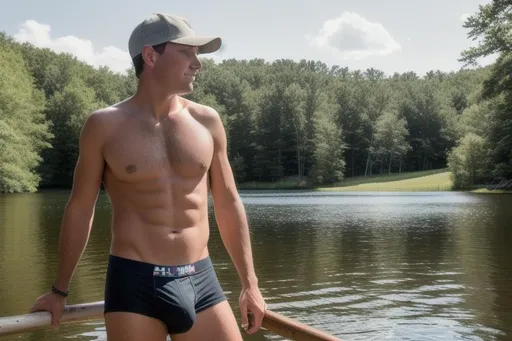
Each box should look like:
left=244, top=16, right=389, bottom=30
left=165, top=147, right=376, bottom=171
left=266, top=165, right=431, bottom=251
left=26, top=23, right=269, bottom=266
left=4, top=188, right=511, bottom=195
left=236, top=170, right=512, bottom=194
left=4, top=170, right=512, bottom=195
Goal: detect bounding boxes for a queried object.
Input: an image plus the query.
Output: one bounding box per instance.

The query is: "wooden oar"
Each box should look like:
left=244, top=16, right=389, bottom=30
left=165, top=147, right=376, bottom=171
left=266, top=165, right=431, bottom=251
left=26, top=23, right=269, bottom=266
left=0, top=301, right=341, bottom=340
left=262, top=309, right=341, bottom=341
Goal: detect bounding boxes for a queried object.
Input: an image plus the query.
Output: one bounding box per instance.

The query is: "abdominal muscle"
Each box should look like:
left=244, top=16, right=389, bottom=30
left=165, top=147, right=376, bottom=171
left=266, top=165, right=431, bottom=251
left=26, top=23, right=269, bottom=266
left=103, top=171, right=211, bottom=266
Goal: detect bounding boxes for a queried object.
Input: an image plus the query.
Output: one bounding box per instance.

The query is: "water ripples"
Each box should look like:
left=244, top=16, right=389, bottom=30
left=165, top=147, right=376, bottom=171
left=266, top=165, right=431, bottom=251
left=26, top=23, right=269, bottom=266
left=1, top=191, right=511, bottom=340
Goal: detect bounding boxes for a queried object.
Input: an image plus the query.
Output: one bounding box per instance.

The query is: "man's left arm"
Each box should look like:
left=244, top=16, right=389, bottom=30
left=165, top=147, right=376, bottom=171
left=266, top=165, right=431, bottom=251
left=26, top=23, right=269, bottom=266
left=206, top=107, right=266, bottom=334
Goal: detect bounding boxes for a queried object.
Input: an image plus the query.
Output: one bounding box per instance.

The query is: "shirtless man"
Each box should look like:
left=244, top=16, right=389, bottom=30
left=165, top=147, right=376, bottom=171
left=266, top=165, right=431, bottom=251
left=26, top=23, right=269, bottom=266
left=30, top=13, right=266, bottom=341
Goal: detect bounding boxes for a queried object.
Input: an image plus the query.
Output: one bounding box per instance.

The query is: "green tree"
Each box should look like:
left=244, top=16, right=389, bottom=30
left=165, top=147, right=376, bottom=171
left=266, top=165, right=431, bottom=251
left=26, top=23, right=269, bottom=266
left=447, top=133, right=488, bottom=189
left=282, top=83, right=307, bottom=180
left=41, top=78, right=105, bottom=187
left=460, top=0, right=512, bottom=180
left=0, top=44, right=51, bottom=193
left=397, top=81, right=450, bottom=172
left=459, top=0, right=512, bottom=68
left=373, top=111, right=412, bottom=174
left=252, top=84, right=286, bottom=181
left=310, top=100, right=346, bottom=185
left=332, top=79, right=368, bottom=177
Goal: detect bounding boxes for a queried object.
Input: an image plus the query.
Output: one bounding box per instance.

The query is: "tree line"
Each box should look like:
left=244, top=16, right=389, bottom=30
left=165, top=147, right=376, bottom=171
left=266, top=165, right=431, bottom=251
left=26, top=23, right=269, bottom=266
left=0, top=1, right=511, bottom=193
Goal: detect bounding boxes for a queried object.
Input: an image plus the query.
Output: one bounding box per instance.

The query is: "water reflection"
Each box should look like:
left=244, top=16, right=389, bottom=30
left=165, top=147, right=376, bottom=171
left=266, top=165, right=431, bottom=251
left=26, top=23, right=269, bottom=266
left=448, top=195, right=512, bottom=341
left=0, top=193, right=47, bottom=315
left=0, top=191, right=511, bottom=341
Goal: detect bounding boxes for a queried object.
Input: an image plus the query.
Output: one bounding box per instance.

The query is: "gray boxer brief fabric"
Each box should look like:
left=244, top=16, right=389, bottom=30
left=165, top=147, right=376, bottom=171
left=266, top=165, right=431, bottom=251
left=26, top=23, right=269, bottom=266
left=104, top=254, right=227, bottom=334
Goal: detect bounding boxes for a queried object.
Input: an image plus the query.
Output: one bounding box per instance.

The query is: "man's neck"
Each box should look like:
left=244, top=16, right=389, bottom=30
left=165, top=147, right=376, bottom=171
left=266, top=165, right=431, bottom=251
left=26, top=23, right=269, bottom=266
left=131, top=78, right=183, bottom=121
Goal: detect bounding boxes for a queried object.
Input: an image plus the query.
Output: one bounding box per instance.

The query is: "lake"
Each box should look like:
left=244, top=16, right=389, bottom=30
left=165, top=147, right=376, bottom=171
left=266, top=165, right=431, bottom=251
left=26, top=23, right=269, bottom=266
left=0, top=190, right=511, bottom=341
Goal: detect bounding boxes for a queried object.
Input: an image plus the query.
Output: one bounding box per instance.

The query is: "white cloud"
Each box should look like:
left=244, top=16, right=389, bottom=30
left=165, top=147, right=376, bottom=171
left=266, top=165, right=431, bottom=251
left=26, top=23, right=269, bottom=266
left=306, top=12, right=401, bottom=60
left=13, top=20, right=132, bottom=74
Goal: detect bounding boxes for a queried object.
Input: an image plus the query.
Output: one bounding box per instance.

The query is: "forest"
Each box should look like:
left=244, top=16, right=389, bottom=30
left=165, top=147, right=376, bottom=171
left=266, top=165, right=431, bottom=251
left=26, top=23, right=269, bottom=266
left=1, top=1, right=511, bottom=193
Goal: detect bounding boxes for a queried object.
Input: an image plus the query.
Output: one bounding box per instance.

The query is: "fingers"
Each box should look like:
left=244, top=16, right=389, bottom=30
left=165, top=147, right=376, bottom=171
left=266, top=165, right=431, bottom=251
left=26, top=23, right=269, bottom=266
left=29, top=294, right=64, bottom=329
left=51, top=305, right=64, bottom=329
left=240, top=289, right=267, bottom=334
left=239, top=299, right=249, bottom=330
left=29, top=300, right=48, bottom=313
left=29, top=302, right=58, bottom=329
left=245, top=307, right=265, bottom=334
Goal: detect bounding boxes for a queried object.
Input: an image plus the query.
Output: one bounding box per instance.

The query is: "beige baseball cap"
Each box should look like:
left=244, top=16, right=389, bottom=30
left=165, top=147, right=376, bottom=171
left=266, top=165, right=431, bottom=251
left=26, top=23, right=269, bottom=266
left=128, top=13, right=222, bottom=59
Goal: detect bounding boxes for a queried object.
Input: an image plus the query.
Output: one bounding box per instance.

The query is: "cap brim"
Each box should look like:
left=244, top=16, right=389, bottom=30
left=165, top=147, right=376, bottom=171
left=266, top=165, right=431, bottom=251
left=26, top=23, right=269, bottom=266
left=172, top=36, right=222, bottom=54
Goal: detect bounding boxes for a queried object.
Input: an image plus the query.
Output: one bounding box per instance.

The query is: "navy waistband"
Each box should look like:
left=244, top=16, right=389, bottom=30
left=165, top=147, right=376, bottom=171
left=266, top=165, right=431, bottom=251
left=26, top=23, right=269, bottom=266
left=108, top=254, right=213, bottom=278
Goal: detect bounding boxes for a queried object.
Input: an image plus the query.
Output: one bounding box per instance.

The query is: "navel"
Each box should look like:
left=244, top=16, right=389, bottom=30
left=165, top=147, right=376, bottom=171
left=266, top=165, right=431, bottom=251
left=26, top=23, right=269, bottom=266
left=125, top=164, right=137, bottom=174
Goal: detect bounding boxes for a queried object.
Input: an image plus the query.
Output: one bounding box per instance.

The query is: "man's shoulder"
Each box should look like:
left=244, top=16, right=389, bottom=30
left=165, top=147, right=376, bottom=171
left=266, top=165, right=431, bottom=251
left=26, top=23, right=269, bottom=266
left=184, top=98, right=220, bottom=118
left=81, top=104, right=126, bottom=141
left=85, top=102, right=131, bottom=128
left=182, top=97, right=222, bottom=127
left=91, top=103, right=127, bottom=120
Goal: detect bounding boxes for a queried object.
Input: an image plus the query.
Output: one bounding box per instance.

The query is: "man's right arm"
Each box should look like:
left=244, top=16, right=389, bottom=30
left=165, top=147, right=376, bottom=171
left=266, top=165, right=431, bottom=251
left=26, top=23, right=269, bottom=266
left=52, top=111, right=106, bottom=293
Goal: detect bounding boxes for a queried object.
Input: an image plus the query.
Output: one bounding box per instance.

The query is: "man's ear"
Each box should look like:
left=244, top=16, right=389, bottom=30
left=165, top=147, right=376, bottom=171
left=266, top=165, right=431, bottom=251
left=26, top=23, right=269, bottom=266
left=141, top=45, right=156, bottom=68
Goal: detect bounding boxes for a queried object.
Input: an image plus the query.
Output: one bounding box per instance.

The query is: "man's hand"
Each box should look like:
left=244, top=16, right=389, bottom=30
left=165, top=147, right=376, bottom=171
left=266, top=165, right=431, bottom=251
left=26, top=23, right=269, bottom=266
left=29, top=292, right=66, bottom=329
left=239, top=285, right=267, bottom=334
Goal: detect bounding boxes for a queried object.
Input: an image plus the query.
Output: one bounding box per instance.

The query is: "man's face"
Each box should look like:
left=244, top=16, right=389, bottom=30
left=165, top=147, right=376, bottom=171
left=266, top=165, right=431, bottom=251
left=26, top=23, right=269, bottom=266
left=152, top=42, right=202, bottom=95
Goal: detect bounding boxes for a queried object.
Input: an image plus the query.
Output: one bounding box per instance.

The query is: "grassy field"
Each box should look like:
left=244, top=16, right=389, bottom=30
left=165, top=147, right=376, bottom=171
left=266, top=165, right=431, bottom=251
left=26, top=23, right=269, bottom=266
left=237, top=169, right=451, bottom=191
left=316, top=170, right=453, bottom=192
left=470, top=188, right=512, bottom=194
left=237, top=168, right=512, bottom=193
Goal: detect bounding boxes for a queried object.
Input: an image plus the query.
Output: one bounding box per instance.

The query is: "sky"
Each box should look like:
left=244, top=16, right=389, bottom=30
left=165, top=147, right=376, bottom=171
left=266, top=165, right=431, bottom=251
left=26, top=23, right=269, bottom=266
left=0, top=0, right=495, bottom=77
